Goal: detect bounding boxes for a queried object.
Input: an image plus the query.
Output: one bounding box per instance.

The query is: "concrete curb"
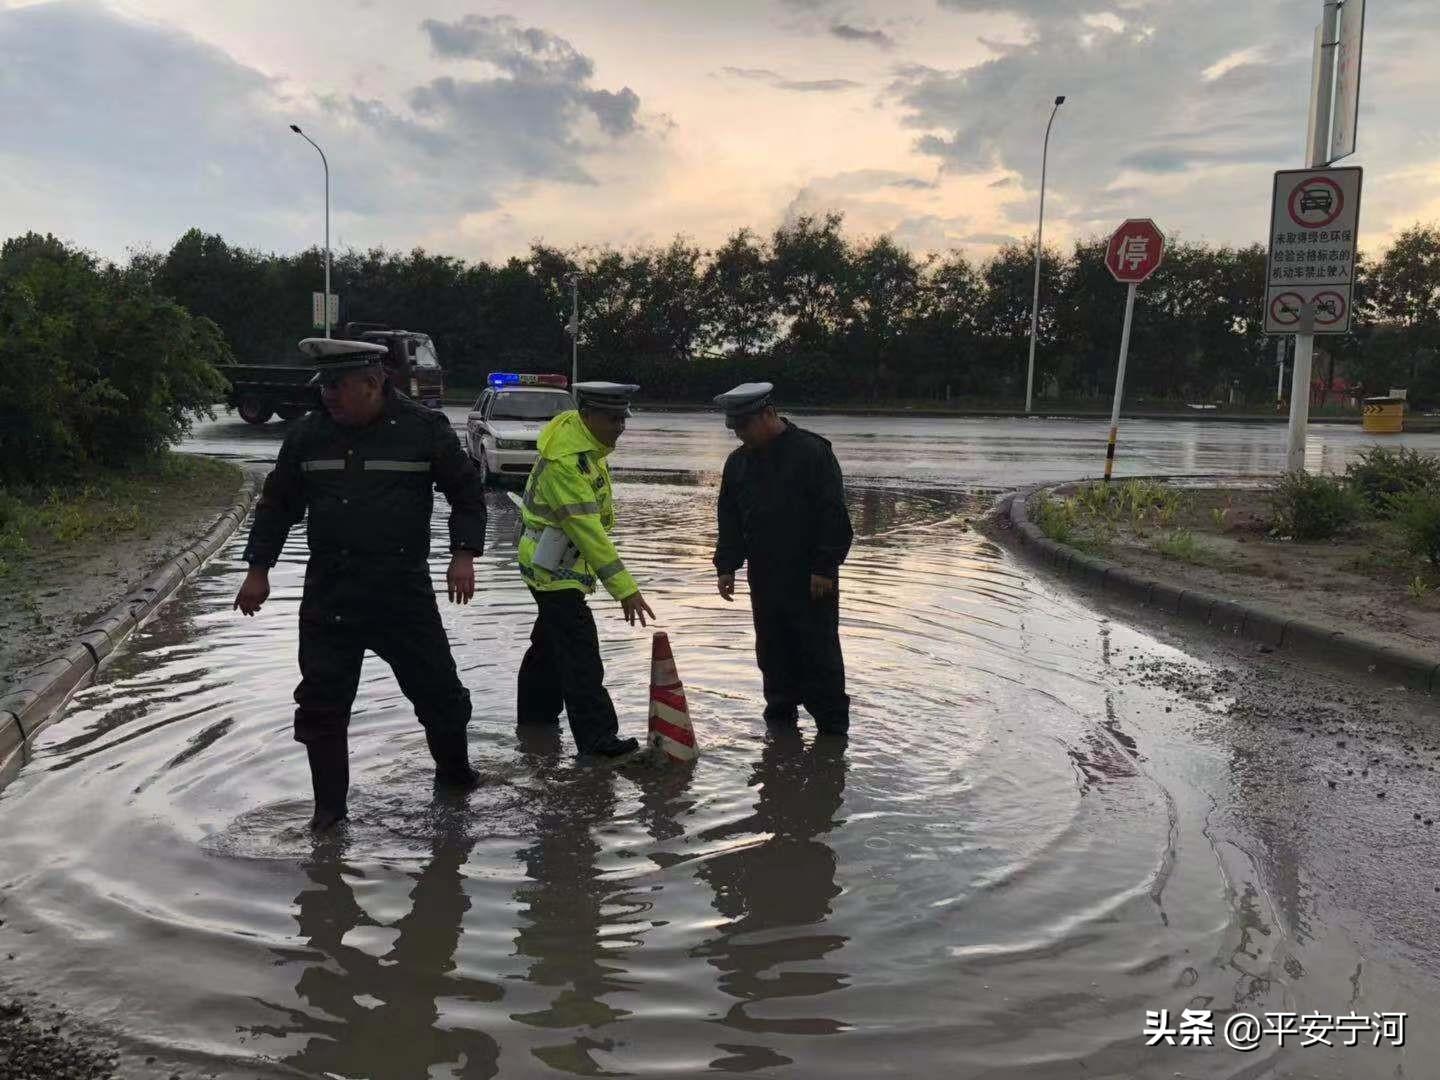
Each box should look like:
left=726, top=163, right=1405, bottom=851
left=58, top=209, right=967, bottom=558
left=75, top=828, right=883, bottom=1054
left=0, top=472, right=258, bottom=780
left=992, top=481, right=1440, bottom=695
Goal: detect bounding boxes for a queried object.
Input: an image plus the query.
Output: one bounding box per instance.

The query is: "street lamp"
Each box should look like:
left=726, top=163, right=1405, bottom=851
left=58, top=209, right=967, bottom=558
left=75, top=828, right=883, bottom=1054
left=564, top=272, right=580, bottom=389
left=290, top=124, right=331, bottom=338
left=1025, top=94, right=1065, bottom=414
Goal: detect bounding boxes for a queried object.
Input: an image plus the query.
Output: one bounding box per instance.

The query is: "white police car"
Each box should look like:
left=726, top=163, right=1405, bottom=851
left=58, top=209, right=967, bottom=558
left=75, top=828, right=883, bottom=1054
left=465, top=373, right=574, bottom=485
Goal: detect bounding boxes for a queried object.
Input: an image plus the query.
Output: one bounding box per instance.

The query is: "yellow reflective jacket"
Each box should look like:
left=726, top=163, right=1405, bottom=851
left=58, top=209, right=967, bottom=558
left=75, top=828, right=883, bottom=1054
left=518, top=410, right=639, bottom=600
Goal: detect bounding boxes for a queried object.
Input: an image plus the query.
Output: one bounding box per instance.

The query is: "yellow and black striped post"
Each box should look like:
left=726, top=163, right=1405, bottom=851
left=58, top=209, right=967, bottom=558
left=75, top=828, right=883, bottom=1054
left=1103, top=282, right=1138, bottom=483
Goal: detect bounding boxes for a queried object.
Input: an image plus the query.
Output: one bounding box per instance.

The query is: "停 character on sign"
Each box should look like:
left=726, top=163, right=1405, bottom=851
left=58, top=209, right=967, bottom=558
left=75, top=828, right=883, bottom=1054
left=1118, top=235, right=1150, bottom=271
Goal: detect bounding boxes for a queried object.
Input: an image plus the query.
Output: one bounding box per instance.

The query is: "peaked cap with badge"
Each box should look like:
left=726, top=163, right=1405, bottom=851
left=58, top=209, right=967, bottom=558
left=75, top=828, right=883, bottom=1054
left=300, top=337, right=390, bottom=385
left=573, top=381, right=641, bottom=416
left=714, top=382, right=775, bottom=428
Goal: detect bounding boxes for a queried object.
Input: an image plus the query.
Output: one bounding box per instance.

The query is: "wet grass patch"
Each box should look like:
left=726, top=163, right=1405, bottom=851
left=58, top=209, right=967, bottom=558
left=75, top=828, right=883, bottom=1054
left=0, top=454, right=239, bottom=577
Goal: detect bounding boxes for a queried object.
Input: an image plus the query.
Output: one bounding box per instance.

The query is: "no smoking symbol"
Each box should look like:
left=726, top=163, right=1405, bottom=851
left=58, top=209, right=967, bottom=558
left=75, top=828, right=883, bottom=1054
left=1288, top=177, right=1344, bottom=229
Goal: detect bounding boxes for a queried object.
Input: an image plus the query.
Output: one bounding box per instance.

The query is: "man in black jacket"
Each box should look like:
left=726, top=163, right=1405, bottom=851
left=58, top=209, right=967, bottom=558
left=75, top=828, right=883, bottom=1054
left=712, top=383, right=853, bottom=736
left=234, top=338, right=488, bottom=829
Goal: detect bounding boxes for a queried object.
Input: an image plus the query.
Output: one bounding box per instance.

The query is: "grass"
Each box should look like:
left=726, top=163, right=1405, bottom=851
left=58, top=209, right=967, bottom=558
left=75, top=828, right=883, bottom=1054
left=1154, top=528, right=1202, bottom=563
left=0, top=454, right=239, bottom=576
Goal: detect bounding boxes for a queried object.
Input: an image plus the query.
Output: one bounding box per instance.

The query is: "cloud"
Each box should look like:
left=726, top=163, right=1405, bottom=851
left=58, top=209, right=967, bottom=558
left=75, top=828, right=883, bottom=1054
left=414, top=14, right=641, bottom=144
left=0, top=2, right=652, bottom=256
left=420, top=14, right=594, bottom=83
left=936, top=0, right=1086, bottom=19
left=830, top=22, right=895, bottom=48
left=885, top=2, right=1333, bottom=244
left=720, top=66, right=861, bottom=93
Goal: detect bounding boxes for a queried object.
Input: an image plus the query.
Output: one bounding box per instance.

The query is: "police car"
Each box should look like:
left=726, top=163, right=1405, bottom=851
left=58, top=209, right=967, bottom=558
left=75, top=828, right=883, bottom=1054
left=465, top=373, right=573, bottom=485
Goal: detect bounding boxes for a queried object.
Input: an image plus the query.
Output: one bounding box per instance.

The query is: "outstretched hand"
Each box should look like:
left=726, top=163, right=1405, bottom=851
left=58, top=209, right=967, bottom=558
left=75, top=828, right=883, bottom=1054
left=621, top=591, right=656, bottom=627
left=717, top=573, right=735, bottom=602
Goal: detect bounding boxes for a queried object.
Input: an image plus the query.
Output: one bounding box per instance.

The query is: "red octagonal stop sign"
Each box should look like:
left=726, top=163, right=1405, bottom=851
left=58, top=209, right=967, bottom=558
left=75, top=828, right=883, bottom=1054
left=1105, top=219, right=1165, bottom=283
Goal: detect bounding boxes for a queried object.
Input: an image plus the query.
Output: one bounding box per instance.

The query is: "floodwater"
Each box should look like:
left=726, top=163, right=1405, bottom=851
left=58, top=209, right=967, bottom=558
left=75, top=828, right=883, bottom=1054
left=2, top=411, right=1440, bottom=1079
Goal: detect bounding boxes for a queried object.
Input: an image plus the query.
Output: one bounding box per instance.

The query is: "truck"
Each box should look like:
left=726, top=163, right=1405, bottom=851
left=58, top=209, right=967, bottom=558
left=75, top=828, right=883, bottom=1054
left=220, top=323, right=448, bottom=424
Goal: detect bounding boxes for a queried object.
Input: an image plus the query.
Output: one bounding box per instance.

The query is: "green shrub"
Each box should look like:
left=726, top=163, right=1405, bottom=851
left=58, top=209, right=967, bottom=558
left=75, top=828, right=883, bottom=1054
left=0, top=232, right=230, bottom=486
left=1344, top=446, right=1440, bottom=516
left=1389, top=489, right=1440, bottom=566
left=1268, top=472, right=1363, bottom=541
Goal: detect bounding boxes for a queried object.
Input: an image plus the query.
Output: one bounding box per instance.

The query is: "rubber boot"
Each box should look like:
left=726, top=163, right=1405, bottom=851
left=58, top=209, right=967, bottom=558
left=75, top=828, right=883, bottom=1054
left=426, top=727, right=481, bottom=789
left=306, top=737, right=349, bottom=831
left=586, top=734, right=640, bottom=759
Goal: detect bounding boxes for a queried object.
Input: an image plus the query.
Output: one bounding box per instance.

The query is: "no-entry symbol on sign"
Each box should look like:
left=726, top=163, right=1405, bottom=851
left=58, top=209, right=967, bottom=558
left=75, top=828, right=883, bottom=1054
left=1287, top=176, right=1345, bottom=229
left=1270, top=292, right=1305, bottom=327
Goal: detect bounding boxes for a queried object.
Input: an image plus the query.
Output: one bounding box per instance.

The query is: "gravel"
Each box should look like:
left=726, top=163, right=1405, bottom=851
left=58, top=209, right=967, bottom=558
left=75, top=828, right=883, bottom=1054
left=0, top=998, right=119, bottom=1080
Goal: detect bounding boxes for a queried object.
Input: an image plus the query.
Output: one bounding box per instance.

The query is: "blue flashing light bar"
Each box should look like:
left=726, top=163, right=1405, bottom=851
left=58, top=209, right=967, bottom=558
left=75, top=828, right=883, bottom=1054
left=488, top=372, right=570, bottom=388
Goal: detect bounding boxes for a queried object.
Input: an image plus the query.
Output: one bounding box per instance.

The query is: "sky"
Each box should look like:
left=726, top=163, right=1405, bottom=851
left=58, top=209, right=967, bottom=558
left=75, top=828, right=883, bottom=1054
left=1, top=0, right=1437, bottom=265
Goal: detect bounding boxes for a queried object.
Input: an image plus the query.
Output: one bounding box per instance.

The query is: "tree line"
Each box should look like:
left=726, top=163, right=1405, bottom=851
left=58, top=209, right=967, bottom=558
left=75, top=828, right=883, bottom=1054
left=134, top=214, right=1440, bottom=408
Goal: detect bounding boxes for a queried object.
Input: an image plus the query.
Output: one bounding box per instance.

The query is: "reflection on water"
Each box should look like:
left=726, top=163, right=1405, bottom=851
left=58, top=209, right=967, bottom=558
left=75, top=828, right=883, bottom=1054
left=1, top=467, right=1438, bottom=1079
left=255, top=801, right=502, bottom=1079
left=696, top=735, right=848, bottom=1046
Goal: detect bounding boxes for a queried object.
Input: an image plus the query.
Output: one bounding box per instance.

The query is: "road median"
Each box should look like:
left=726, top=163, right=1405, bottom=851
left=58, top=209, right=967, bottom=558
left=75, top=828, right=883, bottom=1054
left=990, top=478, right=1440, bottom=695
left=0, top=468, right=258, bottom=784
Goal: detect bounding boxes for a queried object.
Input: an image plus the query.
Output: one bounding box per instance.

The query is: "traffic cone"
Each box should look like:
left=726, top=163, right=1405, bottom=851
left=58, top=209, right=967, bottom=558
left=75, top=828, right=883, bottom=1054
left=647, top=632, right=698, bottom=763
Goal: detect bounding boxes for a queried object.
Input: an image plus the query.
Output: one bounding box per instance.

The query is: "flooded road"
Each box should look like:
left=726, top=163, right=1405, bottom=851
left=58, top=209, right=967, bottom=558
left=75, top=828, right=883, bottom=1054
left=3, top=412, right=1440, bottom=1079
left=179, top=407, right=1440, bottom=487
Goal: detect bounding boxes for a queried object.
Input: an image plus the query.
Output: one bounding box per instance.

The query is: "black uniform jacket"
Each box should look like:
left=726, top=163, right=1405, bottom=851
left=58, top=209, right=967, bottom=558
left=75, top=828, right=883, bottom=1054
left=243, top=391, right=487, bottom=576
left=713, top=420, right=853, bottom=588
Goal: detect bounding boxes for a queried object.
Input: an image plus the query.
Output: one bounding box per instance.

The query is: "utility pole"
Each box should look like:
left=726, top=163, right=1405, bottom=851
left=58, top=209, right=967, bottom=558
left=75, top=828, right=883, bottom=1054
left=1286, top=0, right=1341, bottom=471
left=1025, top=95, right=1065, bottom=414
left=565, top=273, right=579, bottom=388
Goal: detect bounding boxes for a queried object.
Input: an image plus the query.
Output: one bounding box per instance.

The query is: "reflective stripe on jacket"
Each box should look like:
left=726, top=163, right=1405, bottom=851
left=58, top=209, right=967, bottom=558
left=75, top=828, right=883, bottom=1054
left=517, top=410, right=639, bottom=600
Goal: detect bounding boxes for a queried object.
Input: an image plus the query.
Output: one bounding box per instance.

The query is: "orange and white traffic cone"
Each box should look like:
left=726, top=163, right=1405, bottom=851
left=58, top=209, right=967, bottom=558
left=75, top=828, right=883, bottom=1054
left=647, top=632, right=698, bottom=763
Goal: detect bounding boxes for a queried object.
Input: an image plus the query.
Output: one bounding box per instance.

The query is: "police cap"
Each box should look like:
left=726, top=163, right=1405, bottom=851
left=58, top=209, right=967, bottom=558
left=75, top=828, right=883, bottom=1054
left=574, top=381, right=640, bottom=416
left=300, top=338, right=390, bottom=386
left=714, top=382, right=775, bottom=429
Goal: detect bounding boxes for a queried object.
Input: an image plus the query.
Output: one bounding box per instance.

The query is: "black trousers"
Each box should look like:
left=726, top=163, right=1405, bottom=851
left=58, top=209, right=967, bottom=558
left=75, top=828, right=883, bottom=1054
left=293, top=568, right=471, bottom=746
left=516, top=588, right=620, bottom=753
left=751, top=576, right=849, bottom=734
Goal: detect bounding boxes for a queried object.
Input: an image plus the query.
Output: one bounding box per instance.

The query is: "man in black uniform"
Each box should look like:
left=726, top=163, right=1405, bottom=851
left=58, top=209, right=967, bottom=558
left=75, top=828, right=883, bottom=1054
left=712, top=382, right=853, bottom=735
left=234, top=338, right=488, bottom=829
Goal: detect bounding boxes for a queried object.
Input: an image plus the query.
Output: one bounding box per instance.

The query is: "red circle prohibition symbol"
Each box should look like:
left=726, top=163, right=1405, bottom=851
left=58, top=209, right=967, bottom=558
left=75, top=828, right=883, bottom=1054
left=1287, top=176, right=1344, bottom=229
left=1313, top=291, right=1347, bottom=325
left=1270, top=292, right=1305, bottom=325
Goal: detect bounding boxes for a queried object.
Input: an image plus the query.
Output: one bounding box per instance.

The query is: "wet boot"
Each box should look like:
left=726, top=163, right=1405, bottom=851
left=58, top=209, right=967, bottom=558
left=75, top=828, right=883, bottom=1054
left=426, top=727, right=481, bottom=789
left=306, top=737, right=349, bottom=831
left=586, top=734, right=640, bottom=759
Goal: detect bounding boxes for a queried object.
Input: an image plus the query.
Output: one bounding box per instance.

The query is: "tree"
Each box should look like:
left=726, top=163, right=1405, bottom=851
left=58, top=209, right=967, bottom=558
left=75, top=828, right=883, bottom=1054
left=1, top=233, right=228, bottom=484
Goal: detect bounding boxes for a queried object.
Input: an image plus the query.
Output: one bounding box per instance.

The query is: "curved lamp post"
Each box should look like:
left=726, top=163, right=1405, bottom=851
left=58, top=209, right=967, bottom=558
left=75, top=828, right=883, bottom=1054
left=1025, top=95, right=1065, bottom=414
left=290, top=124, right=331, bottom=338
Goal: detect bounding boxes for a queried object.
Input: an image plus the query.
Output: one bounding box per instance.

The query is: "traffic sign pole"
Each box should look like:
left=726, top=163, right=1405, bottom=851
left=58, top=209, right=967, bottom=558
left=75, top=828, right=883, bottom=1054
left=1104, top=283, right=1137, bottom=483
left=1100, top=218, right=1164, bottom=481
left=1287, top=0, right=1341, bottom=473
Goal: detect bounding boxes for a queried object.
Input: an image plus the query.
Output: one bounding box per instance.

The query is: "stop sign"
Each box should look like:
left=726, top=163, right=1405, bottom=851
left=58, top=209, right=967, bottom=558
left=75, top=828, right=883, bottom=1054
left=1105, top=219, right=1165, bottom=283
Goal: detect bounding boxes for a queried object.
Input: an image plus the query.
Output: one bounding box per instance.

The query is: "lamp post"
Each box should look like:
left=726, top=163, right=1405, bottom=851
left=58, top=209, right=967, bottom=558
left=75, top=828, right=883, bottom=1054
left=1025, top=94, right=1065, bottom=414
left=565, top=273, right=580, bottom=389
left=290, top=124, right=331, bottom=338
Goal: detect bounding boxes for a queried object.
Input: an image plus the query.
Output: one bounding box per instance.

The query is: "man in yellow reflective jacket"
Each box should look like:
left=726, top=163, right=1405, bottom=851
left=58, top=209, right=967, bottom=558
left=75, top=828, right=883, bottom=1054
left=517, top=381, right=656, bottom=757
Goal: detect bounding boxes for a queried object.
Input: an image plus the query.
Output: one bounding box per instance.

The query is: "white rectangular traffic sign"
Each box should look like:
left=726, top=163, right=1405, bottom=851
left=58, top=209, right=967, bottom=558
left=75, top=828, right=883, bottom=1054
left=1264, top=167, right=1362, bottom=334
left=311, top=291, right=339, bottom=329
